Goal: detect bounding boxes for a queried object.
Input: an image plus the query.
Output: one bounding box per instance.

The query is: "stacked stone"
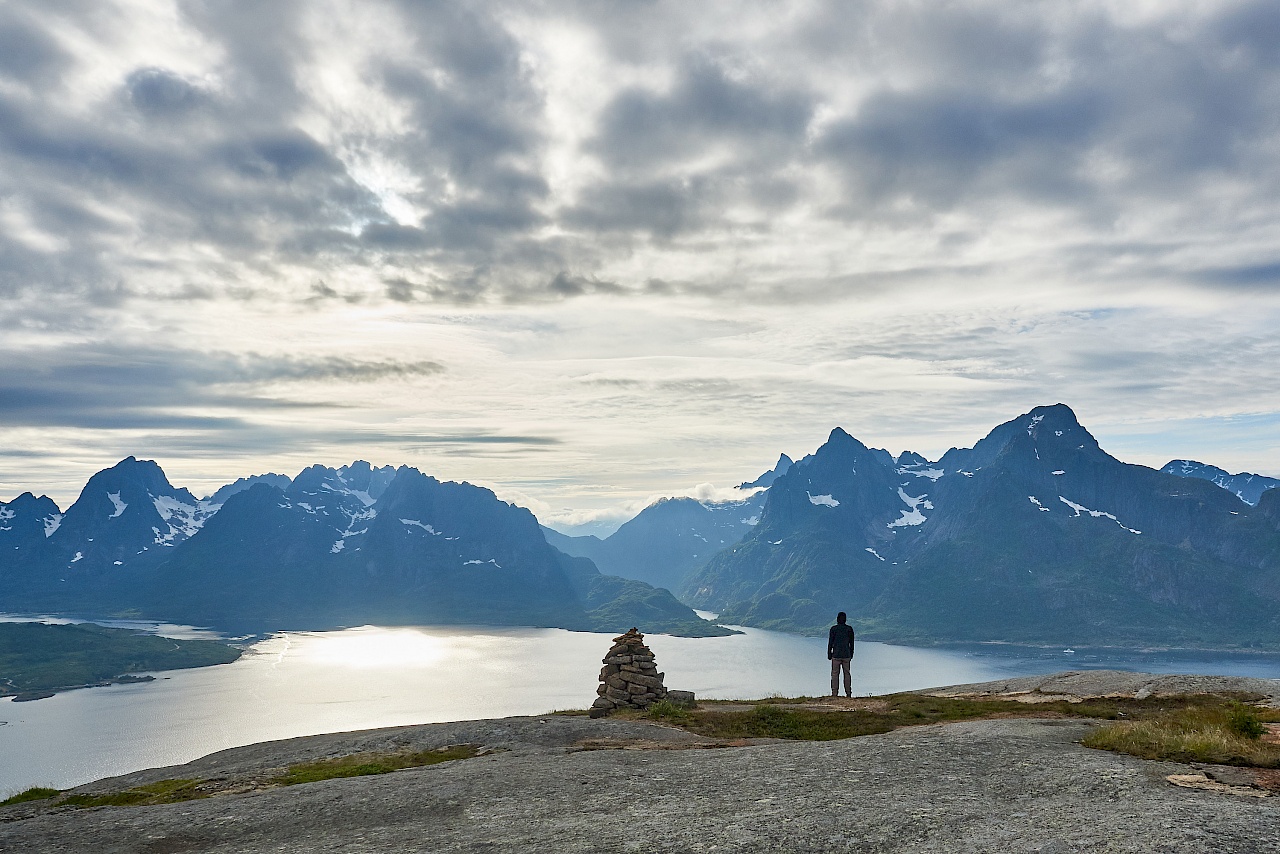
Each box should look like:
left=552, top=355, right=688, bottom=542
left=589, top=628, right=667, bottom=718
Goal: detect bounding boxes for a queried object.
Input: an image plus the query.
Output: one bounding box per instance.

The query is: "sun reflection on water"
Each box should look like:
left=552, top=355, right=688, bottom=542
left=289, top=625, right=460, bottom=669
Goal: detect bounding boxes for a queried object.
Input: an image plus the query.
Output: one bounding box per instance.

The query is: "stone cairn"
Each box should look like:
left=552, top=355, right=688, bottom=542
left=590, top=628, right=694, bottom=718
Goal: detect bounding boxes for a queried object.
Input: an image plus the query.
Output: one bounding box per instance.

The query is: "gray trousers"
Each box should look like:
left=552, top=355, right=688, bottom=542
left=831, top=658, right=851, bottom=696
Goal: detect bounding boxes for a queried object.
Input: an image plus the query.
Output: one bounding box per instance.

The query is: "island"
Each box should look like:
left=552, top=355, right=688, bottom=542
left=0, top=622, right=242, bottom=701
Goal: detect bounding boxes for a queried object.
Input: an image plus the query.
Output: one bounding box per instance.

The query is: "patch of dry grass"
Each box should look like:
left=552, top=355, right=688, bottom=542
left=1083, top=704, right=1280, bottom=767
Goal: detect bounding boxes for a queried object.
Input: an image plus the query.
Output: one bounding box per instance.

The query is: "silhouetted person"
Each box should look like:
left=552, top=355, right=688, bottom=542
left=828, top=612, right=855, bottom=697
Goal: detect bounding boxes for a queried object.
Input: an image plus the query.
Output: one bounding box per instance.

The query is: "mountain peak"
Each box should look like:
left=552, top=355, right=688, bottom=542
left=87, top=456, right=183, bottom=496
left=896, top=450, right=929, bottom=466
left=739, top=453, right=795, bottom=490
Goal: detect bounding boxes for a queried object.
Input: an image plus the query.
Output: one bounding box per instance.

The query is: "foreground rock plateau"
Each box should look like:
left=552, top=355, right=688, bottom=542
left=4, top=672, right=1280, bottom=853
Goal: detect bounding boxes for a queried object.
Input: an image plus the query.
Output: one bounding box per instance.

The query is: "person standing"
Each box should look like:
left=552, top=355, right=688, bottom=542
left=827, top=611, right=855, bottom=698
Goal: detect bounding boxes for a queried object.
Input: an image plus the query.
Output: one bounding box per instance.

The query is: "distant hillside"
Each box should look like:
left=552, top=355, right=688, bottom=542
left=685, top=404, right=1280, bottom=649
left=544, top=492, right=766, bottom=595
left=0, top=622, right=241, bottom=699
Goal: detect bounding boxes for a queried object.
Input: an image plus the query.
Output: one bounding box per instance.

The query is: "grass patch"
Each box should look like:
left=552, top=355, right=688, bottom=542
left=1083, top=703, right=1280, bottom=767
left=273, top=744, right=479, bottom=786
left=59, top=779, right=207, bottom=808
left=701, top=704, right=897, bottom=740
left=0, top=787, right=60, bottom=806
left=619, top=692, right=1280, bottom=745
left=645, top=700, right=696, bottom=724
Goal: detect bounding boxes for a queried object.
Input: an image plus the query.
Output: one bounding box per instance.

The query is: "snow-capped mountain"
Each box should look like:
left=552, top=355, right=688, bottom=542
left=0, top=492, right=63, bottom=557
left=0, top=459, right=727, bottom=636
left=47, top=456, right=218, bottom=569
left=686, top=404, right=1280, bottom=648
left=1161, top=460, right=1279, bottom=506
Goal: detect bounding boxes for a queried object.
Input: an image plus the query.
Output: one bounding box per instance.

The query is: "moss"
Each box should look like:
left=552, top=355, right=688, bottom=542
left=60, top=779, right=207, bottom=808
left=0, top=787, right=60, bottom=806
left=273, top=745, right=479, bottom=786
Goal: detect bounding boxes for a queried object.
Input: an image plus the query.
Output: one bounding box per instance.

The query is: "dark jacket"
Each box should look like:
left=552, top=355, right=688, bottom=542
left=828, top=623, right=855, bottom=660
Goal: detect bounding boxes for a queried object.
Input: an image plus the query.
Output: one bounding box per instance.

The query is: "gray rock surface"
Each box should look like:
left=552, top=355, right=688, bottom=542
left=924, top=670, right=1280, bottom=706
left=4, top=714, right=1279, bottom=852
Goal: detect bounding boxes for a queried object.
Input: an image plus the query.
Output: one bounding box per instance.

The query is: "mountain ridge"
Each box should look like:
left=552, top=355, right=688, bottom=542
left=685, top=404, right=1280, bottom=648
left=0, top=461, right=730, bottom=638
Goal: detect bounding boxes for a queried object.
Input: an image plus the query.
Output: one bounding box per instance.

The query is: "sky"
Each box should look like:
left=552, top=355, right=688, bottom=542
left=2, top=0, right=1279, bottom=536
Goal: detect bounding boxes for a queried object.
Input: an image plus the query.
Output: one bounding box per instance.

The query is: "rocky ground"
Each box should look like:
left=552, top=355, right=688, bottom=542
left=924, top=669, right=1280, bottom=707
left=3, top=671, right=1280, bottom=853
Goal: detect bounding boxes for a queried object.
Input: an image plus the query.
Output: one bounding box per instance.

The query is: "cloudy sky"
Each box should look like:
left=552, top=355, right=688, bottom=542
left=2, top=0, right=1279, bottom=534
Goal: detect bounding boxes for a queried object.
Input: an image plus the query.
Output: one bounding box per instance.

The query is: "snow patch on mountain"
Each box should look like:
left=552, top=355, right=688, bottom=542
left=865, top=547, right=885, bottom=561
left=107, top=493, right=127, bottom=518
left=888, top=488, right=932, bottom=528
left=808, top=492, right=840, bottom=507
left=1059, top=497, right=1141, bottom=534
left=1029, top=496, right=1050, bottom=511
left=43, top=514, right=63, bottom=537
left=152, top=495, right=208, bottom=539
left=401, top=519, right=441, bottom=535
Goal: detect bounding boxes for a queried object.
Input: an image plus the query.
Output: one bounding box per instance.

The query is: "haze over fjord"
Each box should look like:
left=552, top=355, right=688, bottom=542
left=2, top=1, right=1279, bottom=536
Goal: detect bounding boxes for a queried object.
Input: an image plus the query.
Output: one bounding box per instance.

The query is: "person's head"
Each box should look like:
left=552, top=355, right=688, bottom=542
left=836, top=612, right=847, bottom=624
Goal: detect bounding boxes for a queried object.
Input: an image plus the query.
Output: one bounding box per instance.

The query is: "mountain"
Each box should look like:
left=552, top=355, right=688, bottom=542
left=1162, top=460, right=1279, bottom=506
left=204, top=473, right=292, bottom=506
left=739, top=454, right=794, bottom=489
left=0, top=460, right=728, bottom=637
left=544, top=492, right=766, bottom=594
left=0, top=457, right=222, bottom=610
left=685, top=404, right=1280, bottom=649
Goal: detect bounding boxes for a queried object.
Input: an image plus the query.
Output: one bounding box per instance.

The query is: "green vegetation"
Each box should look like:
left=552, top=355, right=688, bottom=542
left=273, top=745, right=479, bottom=786
left=0, top=746, right=481, bottom=813
left=0, top=622, right=241, bottom=697
left=59, top=779, right=207, bottom=808
left=0, top=787, right=60, bottom=806
left=1083, top=702, right=1280, bottom=767
left=633, top=692, right=1278, bottom=745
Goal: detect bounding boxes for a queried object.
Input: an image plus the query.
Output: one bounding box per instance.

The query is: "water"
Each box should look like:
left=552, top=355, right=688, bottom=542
left=4, top=619, right=1280, bottom=797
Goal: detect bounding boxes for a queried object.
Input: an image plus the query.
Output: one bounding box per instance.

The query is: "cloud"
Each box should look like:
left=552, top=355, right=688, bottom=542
left=1, top=0, right=1278, bottom=312
left=4, top=0, right=1280, bottom=514
left=0, top=344, right=445, bottom=430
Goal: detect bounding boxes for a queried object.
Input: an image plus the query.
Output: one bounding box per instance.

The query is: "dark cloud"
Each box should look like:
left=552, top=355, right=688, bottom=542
left=817, top=88, right=1104, bottom=212
left=810, top=1, right=1280, bottom=232
left=0, top=8, right=69, bottom=84
left=125, top=68, right=207, bottom=116
left=563, top=178, right=710, bottom=240
left=1192, top=262, right=1280, bottom=290
left=2, top=0, right=1280, bottom=315
left=0, top=345, right=444, bottom=430
left=590, top=54, right=813, bottom=171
